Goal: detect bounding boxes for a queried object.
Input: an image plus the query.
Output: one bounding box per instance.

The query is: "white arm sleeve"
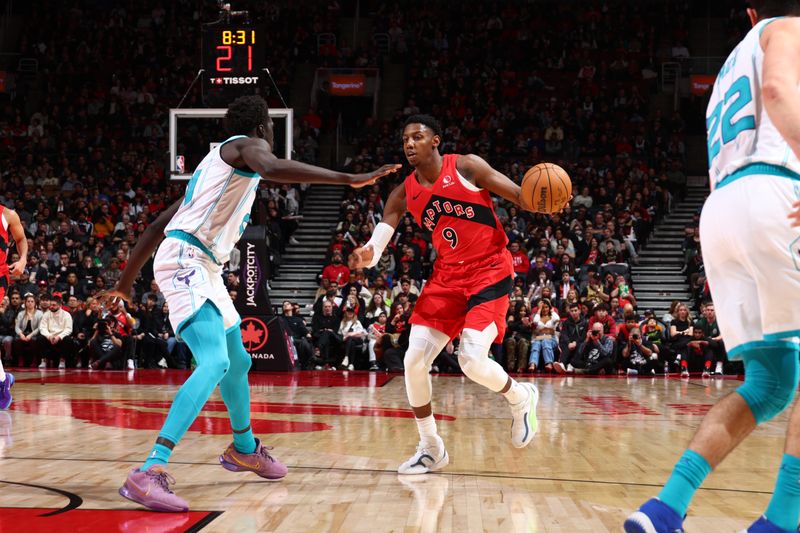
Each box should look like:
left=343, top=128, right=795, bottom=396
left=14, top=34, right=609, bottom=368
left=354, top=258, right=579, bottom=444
left=364, top=222, right=395, bottom=268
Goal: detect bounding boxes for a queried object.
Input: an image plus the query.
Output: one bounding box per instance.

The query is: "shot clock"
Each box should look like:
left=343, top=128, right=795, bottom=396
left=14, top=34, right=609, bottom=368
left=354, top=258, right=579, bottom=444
left=201, top=24, right=265, bottom=104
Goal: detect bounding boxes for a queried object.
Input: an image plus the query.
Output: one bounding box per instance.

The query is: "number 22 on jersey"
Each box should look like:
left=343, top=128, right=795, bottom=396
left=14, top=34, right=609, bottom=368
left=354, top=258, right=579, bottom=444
left=707, top=75, right=756, bottom=166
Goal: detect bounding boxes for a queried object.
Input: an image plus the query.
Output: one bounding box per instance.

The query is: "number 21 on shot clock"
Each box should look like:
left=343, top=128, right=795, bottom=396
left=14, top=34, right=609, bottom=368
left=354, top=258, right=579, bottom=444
left=201, top=25, right=265, bottom=91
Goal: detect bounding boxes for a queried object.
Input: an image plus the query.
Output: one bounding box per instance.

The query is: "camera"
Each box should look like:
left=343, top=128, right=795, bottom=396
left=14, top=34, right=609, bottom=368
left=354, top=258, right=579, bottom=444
left=631, top=334, right=640, bottom=340
left=591, top=330, right=600, bottom=337
left=96, top=318, right=112, bottom=334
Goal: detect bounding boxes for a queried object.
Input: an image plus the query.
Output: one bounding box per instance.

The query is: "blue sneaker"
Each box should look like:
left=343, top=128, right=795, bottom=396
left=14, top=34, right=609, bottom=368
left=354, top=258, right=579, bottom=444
left=743, top=516, right=795, bottom=533
left=0, top=373, right=14, bottom=410
left=624, top=498, right=684, bottom=533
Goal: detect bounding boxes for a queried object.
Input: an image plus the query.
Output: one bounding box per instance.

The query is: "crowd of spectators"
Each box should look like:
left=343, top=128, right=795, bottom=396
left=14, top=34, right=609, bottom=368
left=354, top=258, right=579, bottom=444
left=1, top=0, right=720, bottom=374
left=0, top=0, right=328, bottom=369
left=290, top=1, right=717, bottom=374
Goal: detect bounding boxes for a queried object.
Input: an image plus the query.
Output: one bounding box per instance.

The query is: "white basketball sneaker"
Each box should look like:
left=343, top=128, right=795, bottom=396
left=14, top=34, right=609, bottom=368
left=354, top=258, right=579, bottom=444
left=398, top=437, right=449, bottom=475
left=510, top=382, right=539, bottom=448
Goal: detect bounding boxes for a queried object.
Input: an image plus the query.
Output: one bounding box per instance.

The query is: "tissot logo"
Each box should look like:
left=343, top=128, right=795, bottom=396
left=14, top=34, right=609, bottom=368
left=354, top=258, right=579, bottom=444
left=211, top=76, right=260, bottom=85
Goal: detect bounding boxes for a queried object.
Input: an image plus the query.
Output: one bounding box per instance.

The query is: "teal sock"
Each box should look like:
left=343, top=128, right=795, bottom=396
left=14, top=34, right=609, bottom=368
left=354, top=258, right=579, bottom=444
left=141, top=302, right=229, bottom=469
left=142, top=442, right=172, bottom=470
left=658, top=449, right=712, bottom=517
left=765, top=454, right=800, bottom=530
left=220, top=326, right=257, bottom=454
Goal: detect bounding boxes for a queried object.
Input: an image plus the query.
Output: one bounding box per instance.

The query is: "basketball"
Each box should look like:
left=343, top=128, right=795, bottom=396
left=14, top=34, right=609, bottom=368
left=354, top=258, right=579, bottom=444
left=520, top=163, right=572, bottom=214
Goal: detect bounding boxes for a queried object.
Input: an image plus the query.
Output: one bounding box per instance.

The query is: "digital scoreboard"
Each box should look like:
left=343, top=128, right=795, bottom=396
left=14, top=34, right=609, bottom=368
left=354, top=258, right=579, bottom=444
left=201, top=24, right=265, bottom=104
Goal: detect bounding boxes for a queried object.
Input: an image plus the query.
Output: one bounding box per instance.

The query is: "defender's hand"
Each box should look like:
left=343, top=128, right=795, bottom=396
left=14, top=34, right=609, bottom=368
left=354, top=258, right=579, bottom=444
left=97, top=287, right=132, bottom=307
left=351, top=164, right=402, bottom=189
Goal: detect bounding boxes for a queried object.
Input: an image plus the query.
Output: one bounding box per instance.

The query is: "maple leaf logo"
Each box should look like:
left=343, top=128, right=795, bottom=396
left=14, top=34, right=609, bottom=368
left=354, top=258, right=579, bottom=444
left=240, top=318, right=268, bottom=352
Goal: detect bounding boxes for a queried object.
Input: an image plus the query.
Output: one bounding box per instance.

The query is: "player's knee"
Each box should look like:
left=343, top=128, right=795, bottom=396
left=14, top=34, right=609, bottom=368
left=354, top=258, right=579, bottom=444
left=738, top=375, right=795, bottom=424
left=225, top=327, right=252, bottom=374
left=404, top=327, right=447, bottom=374
left=201, top=353, right=230, bottom=379
left=457, top=351, right=477, bottom=375
left=403, top=343, right=429, bottom=375
left=458, top=326, right=495, bottom=373
left=736, top=344, right=800, bottom=424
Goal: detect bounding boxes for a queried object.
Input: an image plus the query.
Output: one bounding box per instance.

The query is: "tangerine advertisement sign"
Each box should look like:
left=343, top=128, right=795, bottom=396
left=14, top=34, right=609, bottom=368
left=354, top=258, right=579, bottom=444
left=690, top=74, right=716, bottom=95
left=329, top=74, right=366, bottom=96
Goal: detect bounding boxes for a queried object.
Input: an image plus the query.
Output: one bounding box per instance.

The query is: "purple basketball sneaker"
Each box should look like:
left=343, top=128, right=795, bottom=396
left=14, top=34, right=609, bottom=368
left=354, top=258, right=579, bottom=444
left=119, top=466, right=189, bottom=512
left=0, top=373, right=14, bottom=410
left=219, top=438, right=288, bottom=480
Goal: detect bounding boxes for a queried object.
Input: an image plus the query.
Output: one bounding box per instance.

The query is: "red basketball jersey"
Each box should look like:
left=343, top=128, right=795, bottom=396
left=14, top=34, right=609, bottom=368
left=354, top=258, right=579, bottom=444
left=404, top=154, right=508, bottom=266
left=0, top=206, right=9, bottom=277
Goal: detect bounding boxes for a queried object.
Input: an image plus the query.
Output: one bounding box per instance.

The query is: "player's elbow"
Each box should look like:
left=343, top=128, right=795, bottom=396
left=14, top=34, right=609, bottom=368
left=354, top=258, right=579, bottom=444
left=762, top=79, right=790, bottom=105
left=253, top=157, right=278, bottom=178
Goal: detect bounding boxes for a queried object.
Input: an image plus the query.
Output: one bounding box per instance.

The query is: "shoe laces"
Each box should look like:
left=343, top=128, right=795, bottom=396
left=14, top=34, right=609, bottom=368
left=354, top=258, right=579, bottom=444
left=256, top=444, right=277, bottom=463
left=414, top=440, right=440, bottom=458
left=146, top=468, right=176, bottom=493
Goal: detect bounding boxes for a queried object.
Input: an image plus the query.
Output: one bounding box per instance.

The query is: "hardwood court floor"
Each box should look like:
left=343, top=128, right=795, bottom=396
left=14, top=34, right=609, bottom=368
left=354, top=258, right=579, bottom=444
left=0, top=369, right=789, bottom=532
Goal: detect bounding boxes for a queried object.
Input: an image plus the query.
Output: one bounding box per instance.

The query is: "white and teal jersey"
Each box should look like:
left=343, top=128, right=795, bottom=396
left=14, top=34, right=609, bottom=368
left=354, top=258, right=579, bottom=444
left=165, top=135, right=259, bottom=264
left=707, top=17, right=800, bottom=190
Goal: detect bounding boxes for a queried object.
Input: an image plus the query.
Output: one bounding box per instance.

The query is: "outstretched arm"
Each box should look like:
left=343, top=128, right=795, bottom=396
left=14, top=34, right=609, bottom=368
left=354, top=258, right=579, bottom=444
left=232, top=138, right=401, bottom=188
left=349, top=184, right=407, bottom=269
left=101, top=198, right=183, bottom=302
left=5, top=209, right=28, bottom=277
left=458, top=154, right=570, bottom=213
left=457, top=154, right=524, bottom=207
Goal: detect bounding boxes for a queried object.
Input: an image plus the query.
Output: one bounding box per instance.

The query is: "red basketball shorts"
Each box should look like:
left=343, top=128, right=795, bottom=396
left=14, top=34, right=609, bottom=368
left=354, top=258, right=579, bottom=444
left=409, top=250, right=513, bottom=342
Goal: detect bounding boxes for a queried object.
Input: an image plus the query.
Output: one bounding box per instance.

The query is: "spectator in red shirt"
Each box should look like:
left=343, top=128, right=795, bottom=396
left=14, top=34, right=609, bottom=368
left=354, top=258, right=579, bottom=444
left=587, top=303, right=618, bottom=339
left=328, top=232, right=352, bottom=259
left=322, top=252, right=350, bottom=286
left=555, top=271, right=576, bottom=307
left=508, top=242, right=530, bottom=280
left=410, top=230, right=429, bottom=261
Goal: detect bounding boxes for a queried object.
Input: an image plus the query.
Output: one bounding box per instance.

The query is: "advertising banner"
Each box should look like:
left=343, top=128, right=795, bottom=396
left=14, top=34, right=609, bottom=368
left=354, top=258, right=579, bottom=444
left=329, top=74, right=366, bottom=96
left=235, top=226, right=293, bottom=371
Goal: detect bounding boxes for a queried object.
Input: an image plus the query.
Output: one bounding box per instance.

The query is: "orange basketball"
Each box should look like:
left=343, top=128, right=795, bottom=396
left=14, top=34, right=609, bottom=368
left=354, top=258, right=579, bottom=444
left=520, top=163, right=572, bottom=214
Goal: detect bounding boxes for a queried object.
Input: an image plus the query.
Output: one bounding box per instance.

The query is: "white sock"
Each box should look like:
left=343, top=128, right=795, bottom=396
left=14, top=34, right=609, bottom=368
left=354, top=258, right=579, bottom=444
left=502, top=380, right=528, bottom=405
left=415, top=415, right=440, bottom=448
left=715, top=361, right=723, bottom=373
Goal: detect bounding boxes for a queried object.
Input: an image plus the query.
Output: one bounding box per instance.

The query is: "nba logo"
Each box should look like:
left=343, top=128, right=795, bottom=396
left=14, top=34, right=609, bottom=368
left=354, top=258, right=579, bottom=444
left=176, top=155, right=185, bottom=174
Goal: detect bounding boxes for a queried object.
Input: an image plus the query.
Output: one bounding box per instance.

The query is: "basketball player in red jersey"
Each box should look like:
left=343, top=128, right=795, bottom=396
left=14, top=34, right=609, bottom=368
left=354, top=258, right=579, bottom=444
left=0, top=205, right=28, bottom=410
left=350, top=115, right=568, bottom=473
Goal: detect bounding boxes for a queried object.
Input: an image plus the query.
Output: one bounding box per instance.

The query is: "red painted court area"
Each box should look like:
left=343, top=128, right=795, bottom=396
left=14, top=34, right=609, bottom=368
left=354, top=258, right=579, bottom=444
left=13, top=369, right=396, bottom=388
left=10, top=398, right=454, bottom=435
left=0, top=508, right=217, bottom=533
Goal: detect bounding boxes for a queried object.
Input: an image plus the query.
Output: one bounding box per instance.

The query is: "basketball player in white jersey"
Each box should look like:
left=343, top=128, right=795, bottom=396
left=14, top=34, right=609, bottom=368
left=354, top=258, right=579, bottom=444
left=102, top=95, right=399, bottom=512
left=626, top=2, right=800, bottom=532
left=0, top=206, right=27, bottom=411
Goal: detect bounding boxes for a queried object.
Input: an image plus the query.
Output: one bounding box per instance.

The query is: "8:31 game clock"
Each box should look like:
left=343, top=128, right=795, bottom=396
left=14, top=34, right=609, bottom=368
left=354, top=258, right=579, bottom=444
left=202, top=24, right=265, bottom=105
